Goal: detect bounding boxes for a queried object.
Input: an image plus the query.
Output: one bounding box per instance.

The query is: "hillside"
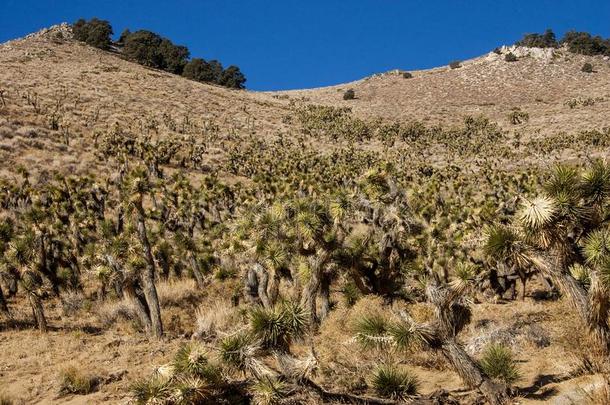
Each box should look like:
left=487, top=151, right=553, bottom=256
left=280, top=46, right=610, bottom=136
left=1, top=24, right=610, bottom=405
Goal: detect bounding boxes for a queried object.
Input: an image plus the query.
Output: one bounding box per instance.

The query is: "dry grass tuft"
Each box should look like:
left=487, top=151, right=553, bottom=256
left=97, top=298, right=139, bottom=328
left=192, top=299, right=242, bottom=341
left=58, top=364, right=100, bottom=395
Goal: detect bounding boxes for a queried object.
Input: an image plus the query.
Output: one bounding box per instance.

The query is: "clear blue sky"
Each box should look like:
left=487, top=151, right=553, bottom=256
left=2, top=1, right=609, bottom=90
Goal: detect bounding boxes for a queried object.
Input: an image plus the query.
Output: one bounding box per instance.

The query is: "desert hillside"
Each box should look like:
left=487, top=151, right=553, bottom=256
left=1, top=24, right=610, bottom=405
left=280, top=46, right=610, bottom=137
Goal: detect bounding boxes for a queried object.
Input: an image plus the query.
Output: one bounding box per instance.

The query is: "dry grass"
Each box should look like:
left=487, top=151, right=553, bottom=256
left=58, top=364, right=100, bottom=395
left=192, top=299, right=242, bottom=341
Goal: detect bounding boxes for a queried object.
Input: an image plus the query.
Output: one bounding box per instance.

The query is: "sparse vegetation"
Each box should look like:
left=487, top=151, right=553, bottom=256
left=343, top=89, right=356, bottom=100
left=402, top=71, right=413, bottom=79
left=71, top=18, right=247, bottom=88
left=562, top=31, right=610, bottom=56
left=516, top=29, right=558, bottom=48
left=449, top=60, right=461, bottom=69
left=508, top=108, right=529, bottom=124
left=504, top=52, right=517, bottom=62
left=582, top=62, right=594, bottom=73
left=58, top=365, right=100, bottom=395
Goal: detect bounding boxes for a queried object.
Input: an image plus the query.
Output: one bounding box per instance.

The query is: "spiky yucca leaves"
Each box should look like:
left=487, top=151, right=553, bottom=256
left=249, top=302, right=308, bottom=350
left=570, top=264, right=592, bottom=288
left=479, top=343, right=520, bottom=385
left=131, top=376, right=172, bottom=404
left=171, top=376, right=212, bottom=405
left=518, top=196, right=557, bottom=229
left=371, top=365, right=419, bottom=400
left=251, top=377, right=290, bottom=405
left=219, top=333, right=273, bottom=378
left=341, top=281, right=361, bottom=307
left=580, top=160, right=610, bottom=205
left=352, top=313, right=392, bottom=349
left=484, top=225, right=529, bottom=269
left=173, top=344, right=222, bottom=383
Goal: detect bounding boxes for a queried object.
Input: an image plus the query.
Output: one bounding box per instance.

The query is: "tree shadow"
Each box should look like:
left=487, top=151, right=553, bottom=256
left=519, top=373, right=572, bottom=400
left=0, top=316, right=102, bottom=335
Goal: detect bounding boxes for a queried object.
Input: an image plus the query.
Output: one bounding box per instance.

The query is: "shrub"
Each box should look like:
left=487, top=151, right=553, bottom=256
left=402, top=71, right=413, bottom=79
left=183, top=59, right=247, bottom=89
left=508, top=108, right=529, bottom=125
left=218, top=65, right=247, bottom=89
left=343, top=89, right=356, bottom=100
left=449, top=60, right=461, bottom=69
left=183, top=58, right=222, bottom=83
left=516, top=29, right=558, bottom=48
left=58, top=365, right=99, bottom=395
left=504, top=52, right=518, bottom=62
left=582, top=62, right=594, bottom=73
left=122, top=30, right=189, bottom=74
left=371, top=365, right=419, bottom=399
left=562, top=31, right=610, bottom=56
left=72, top=18, right=113, bottom=50
left=479, top=343, right=520, bottom=384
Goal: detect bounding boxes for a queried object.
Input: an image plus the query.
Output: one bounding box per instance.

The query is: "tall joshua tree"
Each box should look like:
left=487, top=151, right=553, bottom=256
left=485, top=161, right=610, bottom=353
left=124, top=167, right=163, bottom=338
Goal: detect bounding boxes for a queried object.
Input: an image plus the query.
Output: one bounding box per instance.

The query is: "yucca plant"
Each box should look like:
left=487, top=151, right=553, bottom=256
left=249, top=301, right=308, bottom=351
left=250, top=377, right=289, bottom=405
left=172, top=344, right=222, bottom=383
left=371, top=364, right=419, bottom=400
left=352, top=313, right=392, bottom=349
left=479, top=343, right=520, bottom=385
left=131, top=376, right=172, bottom=404
left=485, top=161, right=610, bottom=353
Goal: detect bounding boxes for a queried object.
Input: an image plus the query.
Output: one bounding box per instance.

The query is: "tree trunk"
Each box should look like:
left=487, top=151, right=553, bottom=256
left=188, top=252, right=206, bottom=288
left=135, top=203, right=163, bottom=338
left=0, top=284, right=9, bottom=315
left=29, top=293, right=47, bottom=332
left=253, top=263, right=272, bottom=308
left=319, top=272, right=331, bottom=321
left=268, top=269, right=281, bottom=306
left=123, top=280, right=153, bottom=333
left=440, top=340, right=507, bottom=405
left=531, top=254, right=610, bottom=353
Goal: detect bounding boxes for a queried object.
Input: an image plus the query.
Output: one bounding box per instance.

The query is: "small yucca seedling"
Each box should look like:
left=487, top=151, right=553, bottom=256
left=251, top=377, right=289, bottom=405
left=131, top=376, right=172, bottom=404
left=371, top=365, right=419, bottom=399
left=58, top=365, right=99, bottom=395
left=172, top=344, right=222, bottom=383
left=352, top=313, right=391, bottom=349
left=479, top=343, right=520, bottom=384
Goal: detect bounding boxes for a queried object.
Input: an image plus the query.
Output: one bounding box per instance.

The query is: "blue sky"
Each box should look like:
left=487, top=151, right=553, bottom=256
left=1, top=1, right=609, bottom=90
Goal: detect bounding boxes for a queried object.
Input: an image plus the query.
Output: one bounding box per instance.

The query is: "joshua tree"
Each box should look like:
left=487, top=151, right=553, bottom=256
left=485, top=161, right=610, bottom=353
left=123, top=167, right=163, bottom=338
left=353, top=269, right=510, bottom=404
